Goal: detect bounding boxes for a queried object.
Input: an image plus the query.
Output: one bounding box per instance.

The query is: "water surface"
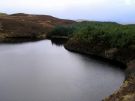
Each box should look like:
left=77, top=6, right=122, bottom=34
left=0, top=40, right=124, bottom=101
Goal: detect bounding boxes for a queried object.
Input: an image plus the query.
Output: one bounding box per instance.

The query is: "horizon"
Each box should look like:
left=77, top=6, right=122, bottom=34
left=0, top=0, right=135, bottom=24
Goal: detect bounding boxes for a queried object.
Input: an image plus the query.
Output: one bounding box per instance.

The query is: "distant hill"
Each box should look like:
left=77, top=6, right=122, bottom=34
left=0, top=13, right=75, bottom=41
left=9, top=13, right=75, bottom=27
left=0, top=12, right=8, bottom=16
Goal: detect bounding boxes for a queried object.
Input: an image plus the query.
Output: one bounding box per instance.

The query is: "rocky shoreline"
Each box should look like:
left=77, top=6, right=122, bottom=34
left=64, top=39, right=135, bottom=101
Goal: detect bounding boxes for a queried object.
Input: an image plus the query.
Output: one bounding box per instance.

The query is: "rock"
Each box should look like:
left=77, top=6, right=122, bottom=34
left=105, top=48, right=118, bottom=59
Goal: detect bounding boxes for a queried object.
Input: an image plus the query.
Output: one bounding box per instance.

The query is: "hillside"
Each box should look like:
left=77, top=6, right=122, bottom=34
left=0, top=13, right=75, bottom=42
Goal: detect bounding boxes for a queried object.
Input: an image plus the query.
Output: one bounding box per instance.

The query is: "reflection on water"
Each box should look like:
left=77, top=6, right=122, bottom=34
left=0, top=37, right=41, bottom=43
left=50, top=38, right=68, bottom=46
left=0, top=40, right=124, bottom=101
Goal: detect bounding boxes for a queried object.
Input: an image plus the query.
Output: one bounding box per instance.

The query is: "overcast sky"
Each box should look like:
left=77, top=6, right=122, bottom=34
left=0, top=0, right=135, bottom=23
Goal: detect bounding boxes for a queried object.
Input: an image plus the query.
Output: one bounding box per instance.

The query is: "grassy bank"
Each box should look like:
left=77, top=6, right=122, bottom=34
left=49, top=21, right=135, bottom=62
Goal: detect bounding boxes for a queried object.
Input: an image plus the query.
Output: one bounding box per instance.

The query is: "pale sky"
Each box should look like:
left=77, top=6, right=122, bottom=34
left=0, top=0, right=135, bottom=24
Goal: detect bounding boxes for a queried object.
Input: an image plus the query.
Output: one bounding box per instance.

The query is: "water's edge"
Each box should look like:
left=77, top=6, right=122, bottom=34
left=64, top=39, right=135, bottom=101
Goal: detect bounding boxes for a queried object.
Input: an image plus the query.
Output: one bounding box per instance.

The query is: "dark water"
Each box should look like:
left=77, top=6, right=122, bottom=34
left=0, top=40, right=124, bottom=101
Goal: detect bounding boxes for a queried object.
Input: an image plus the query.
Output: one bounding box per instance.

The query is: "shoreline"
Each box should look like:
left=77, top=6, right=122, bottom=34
left=64, top=40, right=135, bottom=101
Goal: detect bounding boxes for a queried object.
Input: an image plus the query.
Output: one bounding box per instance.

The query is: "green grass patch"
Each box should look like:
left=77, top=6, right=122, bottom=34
left=49, top=21, right=135, bottom=48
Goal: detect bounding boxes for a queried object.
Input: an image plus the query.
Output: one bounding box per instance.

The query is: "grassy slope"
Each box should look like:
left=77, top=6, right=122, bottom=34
left=65, top=22, right=135, bottom=63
